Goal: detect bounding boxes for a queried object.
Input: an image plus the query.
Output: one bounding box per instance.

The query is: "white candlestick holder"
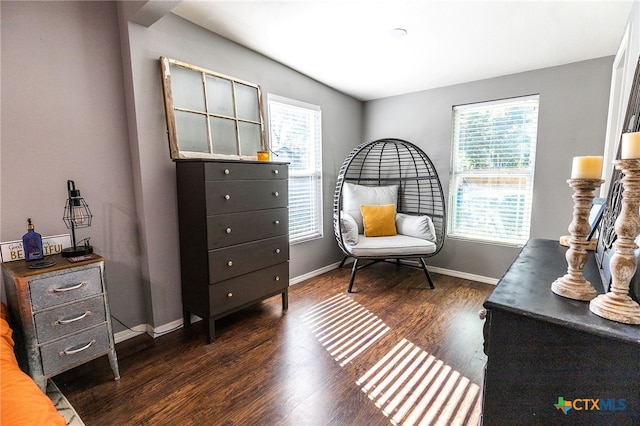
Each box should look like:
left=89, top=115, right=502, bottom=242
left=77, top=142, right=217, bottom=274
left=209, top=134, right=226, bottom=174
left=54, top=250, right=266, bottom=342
left=590, top=159, right=640, bottom=324
left=552, top=178, right=603, bottom=301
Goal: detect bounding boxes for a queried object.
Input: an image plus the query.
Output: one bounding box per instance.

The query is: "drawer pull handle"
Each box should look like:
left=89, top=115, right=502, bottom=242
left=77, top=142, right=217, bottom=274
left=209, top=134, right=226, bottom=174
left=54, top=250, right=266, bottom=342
left=273, top=169, right=279, bottom=175
left=227, top=292, right=233, bottom=298
left=275, top=248, right=281, bottom=254
left=51, top=281, right=86, bottom=293
left=224, top=194, right=231, bottom=200
left=60, top=339, right=95, bottom=356
left=226, top=228, right=232, bottom=234
left=224, top=169, right=230, bottom=175
left=275, top=275, right=280, bottom=281
left=56, top=311, right=91, bottom=325
left=273, top=191, right=279, bottom=197
left=274, top=220, right=280, bottom=225
left=227, top=261, right=233, bottom=267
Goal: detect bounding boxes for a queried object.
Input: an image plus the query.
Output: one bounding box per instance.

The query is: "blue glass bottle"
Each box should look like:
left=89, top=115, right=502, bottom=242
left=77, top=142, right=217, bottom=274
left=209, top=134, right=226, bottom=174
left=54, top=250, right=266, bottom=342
left=22, top=218, right=44, bottom=261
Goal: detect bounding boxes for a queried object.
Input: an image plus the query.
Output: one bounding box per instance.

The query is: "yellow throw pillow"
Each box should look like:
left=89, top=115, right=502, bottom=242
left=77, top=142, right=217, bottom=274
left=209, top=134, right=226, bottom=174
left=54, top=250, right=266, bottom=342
left=360, top=204, right=397, bottom=237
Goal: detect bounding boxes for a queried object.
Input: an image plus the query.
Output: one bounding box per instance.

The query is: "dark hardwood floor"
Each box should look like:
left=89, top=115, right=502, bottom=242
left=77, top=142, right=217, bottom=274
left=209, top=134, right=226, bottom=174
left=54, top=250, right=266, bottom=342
left=55, top=262, right=494, bottom=425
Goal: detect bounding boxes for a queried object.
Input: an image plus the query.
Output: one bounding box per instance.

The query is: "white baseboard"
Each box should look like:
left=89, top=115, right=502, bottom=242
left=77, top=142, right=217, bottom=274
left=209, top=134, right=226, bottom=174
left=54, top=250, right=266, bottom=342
left=426, top=265, right=498, bottom=285
left=113, top=261, right=496, bottom=343
left=113, top=318, right=186, bottom=343
left=289, top=261, right=342, bottom=285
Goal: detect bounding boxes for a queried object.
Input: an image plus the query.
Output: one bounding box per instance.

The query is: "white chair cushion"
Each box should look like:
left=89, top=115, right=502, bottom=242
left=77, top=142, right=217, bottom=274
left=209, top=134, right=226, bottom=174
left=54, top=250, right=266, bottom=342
left=342, top=183, right=399, bottom=234
left=340, top=211, right=359, bottom=245
left=344, top=234, right=437, bottom=257
left=395, top=213, right=437, bottom=243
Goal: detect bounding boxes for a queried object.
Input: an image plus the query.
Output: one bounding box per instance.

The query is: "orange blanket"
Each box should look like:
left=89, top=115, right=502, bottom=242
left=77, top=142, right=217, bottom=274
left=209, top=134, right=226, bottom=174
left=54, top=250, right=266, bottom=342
left=0, top=303, right=65, bottom=426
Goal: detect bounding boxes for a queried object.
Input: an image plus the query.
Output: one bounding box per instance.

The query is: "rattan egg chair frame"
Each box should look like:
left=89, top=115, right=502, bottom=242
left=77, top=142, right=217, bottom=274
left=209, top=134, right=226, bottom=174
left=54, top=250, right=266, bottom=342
left=333, top=138, right=446, bottom=292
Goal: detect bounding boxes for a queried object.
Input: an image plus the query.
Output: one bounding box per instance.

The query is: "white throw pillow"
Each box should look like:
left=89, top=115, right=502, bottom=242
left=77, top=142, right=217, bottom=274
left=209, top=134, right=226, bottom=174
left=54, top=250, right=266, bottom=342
left=340, top=211, right=359, bottom=245
left=395, top=213, right=437, bottom=243
left=342, top=183, right=399, bottom=234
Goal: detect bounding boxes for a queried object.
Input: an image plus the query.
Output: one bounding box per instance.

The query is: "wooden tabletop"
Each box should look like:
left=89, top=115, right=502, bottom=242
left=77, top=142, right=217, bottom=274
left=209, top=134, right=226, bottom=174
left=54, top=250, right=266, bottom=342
left=1, top=253, right=103, bottom=278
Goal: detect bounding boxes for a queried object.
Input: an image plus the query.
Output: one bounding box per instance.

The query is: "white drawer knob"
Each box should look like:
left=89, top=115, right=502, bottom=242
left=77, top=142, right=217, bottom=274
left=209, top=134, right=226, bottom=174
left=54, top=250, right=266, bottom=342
left=274, top=220, right=280, bottom=225
left=227, top=292, right=233, bottom=298
left=275, top=276, right=280, bottom=281
left=273, top=191, right=279, bottom=197
left=224, top=194, right=231, bottom=200
left=226, top=228, right=232, bottom=234
left=275, top=248, right=281, bottom=254
left=224, top=169, right=230, bottom=175
left=227, top=261, right=233, bottom=267
left=273, top=169, right=279, bottom=175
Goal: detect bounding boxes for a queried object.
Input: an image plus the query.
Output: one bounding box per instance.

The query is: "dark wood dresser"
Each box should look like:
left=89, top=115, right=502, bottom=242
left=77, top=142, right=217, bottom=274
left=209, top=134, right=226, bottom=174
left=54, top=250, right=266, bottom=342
left=175, top=159, right=289, bottom=343
left=482, top=239, right=640, bottom=425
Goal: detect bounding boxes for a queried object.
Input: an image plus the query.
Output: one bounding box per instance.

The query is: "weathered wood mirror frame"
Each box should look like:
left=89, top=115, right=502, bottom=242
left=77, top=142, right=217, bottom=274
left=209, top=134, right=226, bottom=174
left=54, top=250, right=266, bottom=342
left=160, top=57, right=267, bottom=160
left=595, top=56, right=640, bottom=302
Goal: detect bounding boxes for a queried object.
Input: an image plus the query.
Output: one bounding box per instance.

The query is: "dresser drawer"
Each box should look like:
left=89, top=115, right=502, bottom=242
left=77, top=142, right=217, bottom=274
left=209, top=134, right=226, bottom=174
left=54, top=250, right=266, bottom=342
left=40, top=323, right=111, bottom=377
left=34, top=296, right=107, bottom=344
left=29, top=267, right=103, bottom=311
left=209, top=236, right=289, bottom=283
left=207, top=208, right=288, bottom=249
left=204, top=161, right=288, bottom=181
left=209, top=262, right=288, bottom=316
left=206, top=180, right=288, bottom=214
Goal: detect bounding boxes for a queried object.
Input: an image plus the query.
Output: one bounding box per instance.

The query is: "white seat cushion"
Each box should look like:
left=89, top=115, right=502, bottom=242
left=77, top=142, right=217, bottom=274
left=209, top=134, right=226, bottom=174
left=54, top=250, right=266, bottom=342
left=344, top=234, right=437, bottom=257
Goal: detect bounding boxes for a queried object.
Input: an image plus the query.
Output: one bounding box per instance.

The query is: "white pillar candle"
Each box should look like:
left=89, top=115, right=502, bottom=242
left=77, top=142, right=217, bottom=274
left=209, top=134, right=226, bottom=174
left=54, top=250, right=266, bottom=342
left=621, top=132, right=640, bottom=159
left=571, top=156, right=603, bottom=179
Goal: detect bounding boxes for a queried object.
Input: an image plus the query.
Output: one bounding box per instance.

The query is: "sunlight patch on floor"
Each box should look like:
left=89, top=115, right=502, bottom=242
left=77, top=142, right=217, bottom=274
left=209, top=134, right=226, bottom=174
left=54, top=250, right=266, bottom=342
left=302, top=295, right=482, bottom=426
left=300, top=293, right=390, bottom=366
left=357, top=339, right=481, bottom=426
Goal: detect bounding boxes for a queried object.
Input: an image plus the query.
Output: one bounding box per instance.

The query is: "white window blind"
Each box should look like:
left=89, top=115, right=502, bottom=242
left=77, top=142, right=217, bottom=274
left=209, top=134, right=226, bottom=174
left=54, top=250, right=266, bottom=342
left=449, top=95, right=539, bottom=246
left=268, top=95, right=323, bottom=244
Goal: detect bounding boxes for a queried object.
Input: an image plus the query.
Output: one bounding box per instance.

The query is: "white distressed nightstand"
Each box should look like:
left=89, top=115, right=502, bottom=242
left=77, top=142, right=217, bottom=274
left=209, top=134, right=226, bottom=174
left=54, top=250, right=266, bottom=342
left=1, top=253, right=120, bottom=390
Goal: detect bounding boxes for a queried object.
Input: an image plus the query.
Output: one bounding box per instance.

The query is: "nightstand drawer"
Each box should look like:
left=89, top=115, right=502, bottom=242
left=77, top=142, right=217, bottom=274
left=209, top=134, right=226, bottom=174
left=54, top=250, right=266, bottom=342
left=205, top=180, right=288, bottom=214
left=209, top=263, right=288, bottom=315
left=34, top=296, right=107, bottom=343
left=209, top=236, right=289, bottom=283
left=40, top=324, right=111, bottom=377
left=207, top=208, right=288, bottom=249
left=30, top=267, right=102, bottom=311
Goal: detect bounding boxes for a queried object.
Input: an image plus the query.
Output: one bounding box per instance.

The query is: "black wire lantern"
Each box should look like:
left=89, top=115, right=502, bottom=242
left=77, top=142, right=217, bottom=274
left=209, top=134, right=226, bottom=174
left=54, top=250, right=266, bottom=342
left=62, top=180, right=93, bottom=257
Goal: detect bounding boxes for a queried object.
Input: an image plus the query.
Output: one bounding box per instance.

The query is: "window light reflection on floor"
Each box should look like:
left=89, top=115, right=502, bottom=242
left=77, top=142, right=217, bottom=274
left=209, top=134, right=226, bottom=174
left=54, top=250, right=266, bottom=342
left=302, top=295, right=482, bottom=425
left=301, top=293, right=390, bottom=366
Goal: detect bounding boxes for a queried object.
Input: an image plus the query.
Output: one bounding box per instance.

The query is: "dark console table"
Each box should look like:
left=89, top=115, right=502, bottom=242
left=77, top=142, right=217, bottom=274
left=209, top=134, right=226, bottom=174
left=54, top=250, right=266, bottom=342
left=482, top=239, right=640, bottom=425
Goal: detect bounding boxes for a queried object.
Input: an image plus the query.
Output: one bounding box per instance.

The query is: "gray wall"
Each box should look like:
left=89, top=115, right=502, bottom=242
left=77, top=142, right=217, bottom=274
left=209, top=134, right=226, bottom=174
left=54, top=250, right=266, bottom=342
left=0, top=1, right=146, bottom=332
left=363, top=57, right=614, bottom=279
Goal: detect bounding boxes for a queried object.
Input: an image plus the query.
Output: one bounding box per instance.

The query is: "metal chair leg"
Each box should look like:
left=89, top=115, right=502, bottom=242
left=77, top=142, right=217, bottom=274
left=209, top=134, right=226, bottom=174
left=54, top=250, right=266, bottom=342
left=339, top=255, right=350, bottom=268
left=419, top=257, right=435, bottom=289
left=347, top=258, right=359, bottom=293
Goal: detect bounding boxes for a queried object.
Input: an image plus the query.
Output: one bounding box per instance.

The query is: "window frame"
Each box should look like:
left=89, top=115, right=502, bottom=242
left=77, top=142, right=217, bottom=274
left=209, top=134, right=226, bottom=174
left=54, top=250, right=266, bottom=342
left=448, top=94, right=540, bottom=246
left=267, top=94, right=323, bottom=244
left=160, top=56, right=267, bottom=160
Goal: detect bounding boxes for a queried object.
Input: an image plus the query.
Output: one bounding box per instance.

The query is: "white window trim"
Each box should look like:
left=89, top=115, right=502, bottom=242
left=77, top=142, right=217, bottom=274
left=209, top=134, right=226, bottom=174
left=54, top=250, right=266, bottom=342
left=448, top=95, right=539, bottom=247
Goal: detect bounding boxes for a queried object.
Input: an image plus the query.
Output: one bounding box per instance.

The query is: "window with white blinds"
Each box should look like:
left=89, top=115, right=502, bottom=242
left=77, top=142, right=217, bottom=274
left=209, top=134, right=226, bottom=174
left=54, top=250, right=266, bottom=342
left=449, top=95, right=539, bottom=246
left=268, top=95, right=323, bottom=244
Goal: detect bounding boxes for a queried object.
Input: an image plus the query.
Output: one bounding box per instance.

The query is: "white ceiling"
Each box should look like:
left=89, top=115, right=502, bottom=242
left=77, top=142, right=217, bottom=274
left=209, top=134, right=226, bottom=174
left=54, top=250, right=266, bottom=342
left=172, top=0, right=633, bottom=101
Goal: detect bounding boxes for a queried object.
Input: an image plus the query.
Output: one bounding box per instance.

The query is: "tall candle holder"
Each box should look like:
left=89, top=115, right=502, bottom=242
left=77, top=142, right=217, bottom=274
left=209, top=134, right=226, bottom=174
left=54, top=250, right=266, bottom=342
left=551, top=178, right=603, bottom=301
left=590, top=159, right=640, bottom=324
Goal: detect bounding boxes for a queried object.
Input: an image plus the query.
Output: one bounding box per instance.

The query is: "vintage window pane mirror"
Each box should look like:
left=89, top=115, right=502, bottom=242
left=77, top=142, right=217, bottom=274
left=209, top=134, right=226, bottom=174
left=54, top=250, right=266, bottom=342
left=160, top=57, right=267, bottom=159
